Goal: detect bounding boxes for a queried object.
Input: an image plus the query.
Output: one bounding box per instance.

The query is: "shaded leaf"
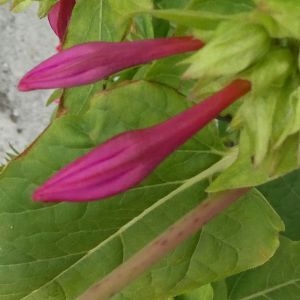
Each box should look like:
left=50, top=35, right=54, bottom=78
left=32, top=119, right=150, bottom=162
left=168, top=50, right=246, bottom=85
left=226, top=237, right=300, bottom=300
left=259, top=169, right=300, bottom=241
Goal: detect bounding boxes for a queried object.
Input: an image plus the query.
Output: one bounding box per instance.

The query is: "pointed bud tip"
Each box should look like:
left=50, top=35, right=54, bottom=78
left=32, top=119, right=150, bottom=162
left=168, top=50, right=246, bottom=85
left=18, top=80, right=30, bottom=92
left=33, top=187, right=54, bottom=202
left=32, top=188, right=44, bottom=202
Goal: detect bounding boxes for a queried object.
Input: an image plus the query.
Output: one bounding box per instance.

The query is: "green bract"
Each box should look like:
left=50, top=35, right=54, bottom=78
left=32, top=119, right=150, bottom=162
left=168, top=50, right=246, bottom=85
left=183, top=22, right=270, bottom=81
left=253, top=0, right=300, bottom=39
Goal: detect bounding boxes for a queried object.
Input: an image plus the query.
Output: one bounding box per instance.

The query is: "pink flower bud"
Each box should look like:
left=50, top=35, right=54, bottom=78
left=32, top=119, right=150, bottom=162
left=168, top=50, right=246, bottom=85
left=18, top=37, right=204, bottom=91
left=33, top=79, right=251, bottom=202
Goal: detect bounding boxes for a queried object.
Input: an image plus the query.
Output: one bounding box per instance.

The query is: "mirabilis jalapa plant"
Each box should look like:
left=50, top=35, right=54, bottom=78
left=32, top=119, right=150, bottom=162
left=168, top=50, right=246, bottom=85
left=1, top=0, right=300, bottom=299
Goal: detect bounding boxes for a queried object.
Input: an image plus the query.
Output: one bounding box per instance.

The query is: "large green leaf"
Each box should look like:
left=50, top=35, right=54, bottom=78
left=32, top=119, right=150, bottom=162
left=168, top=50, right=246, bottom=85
left=226, top=237, right=300, bottom=300
left=0, top=81, right=218, bottom=299
left=0, top=81, right=282, bottom=299
left=183, top=22, right=270, bottom=81
left=259, top=169, right=300, bottom=241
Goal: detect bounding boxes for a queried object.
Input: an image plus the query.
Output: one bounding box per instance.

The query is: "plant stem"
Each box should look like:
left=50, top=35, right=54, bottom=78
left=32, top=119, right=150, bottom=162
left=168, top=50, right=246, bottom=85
left=79, top=188, right=249, bottom=300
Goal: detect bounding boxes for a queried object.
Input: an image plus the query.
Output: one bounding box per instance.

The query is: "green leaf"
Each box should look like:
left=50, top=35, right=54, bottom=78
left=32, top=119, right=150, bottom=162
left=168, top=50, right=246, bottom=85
left=207, top=129, right=300, bottom=192
left=62, top=82, right=103, bottom=116
left=187, top=0, right=255, bottom=14
left=155, top=0, right=191, bottom=9
left=176, top=284, right=214, bottom=300
left=226, top=237, right=300, bottom=300
left=37, top=0, right=56, bottom=17
left=236, top=89, right=278, bottom=166
left=259, top=169, right=300, bottom=241
left=241, top=48, right=294, bottom=94
left=134, top=53, right=196, bottom=95
left=206, top=49, right=299, bottom=192
left=0, top=81, right=283, bottom=299
left=65, top=0, right=152, bottom=46
left=149, top=9, right=233, bottom=31
left=46, top=89, right=63, bottom=106
left=272, top=85, right=300, bottom=149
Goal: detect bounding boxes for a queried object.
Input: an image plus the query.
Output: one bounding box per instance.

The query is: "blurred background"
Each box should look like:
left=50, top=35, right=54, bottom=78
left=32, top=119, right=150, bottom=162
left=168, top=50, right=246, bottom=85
left=0, top=3, right=56, bottom=163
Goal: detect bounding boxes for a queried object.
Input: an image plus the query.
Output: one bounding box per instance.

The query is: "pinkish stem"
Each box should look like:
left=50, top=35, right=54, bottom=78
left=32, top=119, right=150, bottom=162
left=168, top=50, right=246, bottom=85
left=79, top=188, right=249, bottom=300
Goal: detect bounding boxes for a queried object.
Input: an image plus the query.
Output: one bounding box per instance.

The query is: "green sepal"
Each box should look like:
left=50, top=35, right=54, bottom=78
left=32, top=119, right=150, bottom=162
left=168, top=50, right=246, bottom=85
left=183, top=22, right=271, bottom=81
left=252, top=0, right=300, bottom=39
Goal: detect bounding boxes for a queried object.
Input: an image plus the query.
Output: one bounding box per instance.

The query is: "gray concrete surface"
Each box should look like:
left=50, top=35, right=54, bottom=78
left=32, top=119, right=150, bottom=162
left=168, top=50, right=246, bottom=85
left=0, top=4, right=57, bottom=164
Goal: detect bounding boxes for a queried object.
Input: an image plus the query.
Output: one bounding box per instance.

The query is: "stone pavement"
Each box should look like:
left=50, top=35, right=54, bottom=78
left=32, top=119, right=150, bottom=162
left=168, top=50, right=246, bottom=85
left=0, top=4, right=56, bottom=163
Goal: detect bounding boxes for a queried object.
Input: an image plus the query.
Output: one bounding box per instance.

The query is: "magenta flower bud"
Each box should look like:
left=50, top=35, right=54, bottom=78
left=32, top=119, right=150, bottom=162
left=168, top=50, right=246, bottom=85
left=18, top=36, right=204, bottom=91
left=48, top=0, right=76, bottom=42
left=33, top=79, right=251, bottom=202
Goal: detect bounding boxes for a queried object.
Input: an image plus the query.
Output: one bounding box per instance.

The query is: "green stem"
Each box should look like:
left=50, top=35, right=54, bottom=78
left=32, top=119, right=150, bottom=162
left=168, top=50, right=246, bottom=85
left=79, top=188, right=249, bottom=300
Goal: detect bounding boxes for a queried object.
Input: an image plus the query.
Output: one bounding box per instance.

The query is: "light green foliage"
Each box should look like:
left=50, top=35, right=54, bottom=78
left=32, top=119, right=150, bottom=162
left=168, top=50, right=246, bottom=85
left=36, top=0, right=56, bottom=17
left=241, top=48, right=294, bottom=93
left=183, top=22, right=270, bottom=81
left=0, top=0, right=55, bottom=15
left=206, top=47, right=300, bottom=191
left=207, top=129, right=300, bottom=192
left=272, top=86, right=300, bottom=148
left=7, top=0, right=32, bottom=11
left=187, top=0, right=255, bottom=14
left=252, top=0, right=300, bottom=39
